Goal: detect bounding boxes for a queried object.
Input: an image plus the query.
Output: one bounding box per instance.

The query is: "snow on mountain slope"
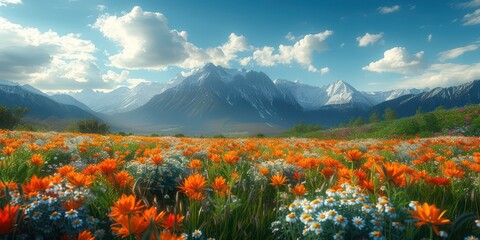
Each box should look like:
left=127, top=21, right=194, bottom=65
left=69, top=77, right=183, bottom=114
left=364, top=88, right=426, bottom=103
left=274, top=79, right=328, bottom=110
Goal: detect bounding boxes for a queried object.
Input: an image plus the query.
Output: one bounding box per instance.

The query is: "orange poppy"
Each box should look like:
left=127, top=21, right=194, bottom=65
left=30, top=154, right=44, bottom=166
left=151, top=154, right=164, bottom=165
left=113, top=171, right=133, bottom=189
left=66, top=172, right=94, bottom=188
left=98, top=158, right=118, bottom=176
left=211, top=176, right=229, bottom=196
left=291, top=184, right=307, bottom=197
left=0, top=204, right=19, bottom=235
left=161, top=213, right=184, bottom=230
left=178, top=174, right=207, bottom=201
left=57, top=165, right=75, bottom=177
left=410, top=202, right=451, bottom=236
left=61, top=197, right=84, bottom=210
left=345, top=150, right=364, bottom=161
left=111, top=214, right=149, bottom=238
left=189, top=159, right=203, bottom=170
left=143, top=206, right=166, bottom=226
left=258, top=167, right=269, bottom=176
left=109, top=194, right=145, bottom=218
left=77, top=230, right=96, bottom=240
left=270, top=174, right=287, bottom=187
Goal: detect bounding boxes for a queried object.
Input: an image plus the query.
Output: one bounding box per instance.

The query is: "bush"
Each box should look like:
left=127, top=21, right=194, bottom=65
left=76, top=119, right=110, bottom=135
left=174, top=133, right=185, bottom=137
left=422, top=113, right=440, bottom=133
left=0, top=105, right=28, bottom=130
left=286, top=123, right=322, bottom=134
left=395, top=118, right=420, bottom=135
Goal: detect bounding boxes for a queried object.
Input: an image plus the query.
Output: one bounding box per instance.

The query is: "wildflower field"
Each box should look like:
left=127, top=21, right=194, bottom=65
left=0, top=130, right=479, bottom=240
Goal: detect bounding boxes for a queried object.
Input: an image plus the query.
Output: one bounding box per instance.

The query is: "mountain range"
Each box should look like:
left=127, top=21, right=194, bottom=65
left=0, top=64, right=479, bottom=135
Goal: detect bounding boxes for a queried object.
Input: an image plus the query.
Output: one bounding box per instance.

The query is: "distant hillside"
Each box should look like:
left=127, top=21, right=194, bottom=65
left=282, top=105, right=480, bottom=139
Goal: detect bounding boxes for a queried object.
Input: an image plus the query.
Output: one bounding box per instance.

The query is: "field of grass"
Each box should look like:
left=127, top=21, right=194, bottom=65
left=282, top=105, right=480, bottom=140
left=0, top=130, right=479, bottom=239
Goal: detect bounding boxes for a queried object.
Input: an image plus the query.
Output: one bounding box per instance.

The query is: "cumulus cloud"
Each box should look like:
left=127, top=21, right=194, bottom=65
left=396, top=62, right=480, bottom=89
left=378, top=5, right=400, bottom=14
left=285, top=32, right=295, bottom=41
left=0, top=17, right=112, bottom=91
left=463, top=9, right=480, bottom=25
left=0, top=0, right=21, bottom=7
left=427, top=34, right=432, bottom=42
left=93, top=6, right=250, bottom=70
left=102, top=70, right=146, bottom=87
left=356, top=32, right=384, bottom=47
left=459, top=0, right=480, bottom=8
left=96, top=5, right=107, bottom=11
left=251, top=31, right=333, bottom=71
left=438, top=44, right=479, bottom=62
left=362, top=47, right=427, bottom=74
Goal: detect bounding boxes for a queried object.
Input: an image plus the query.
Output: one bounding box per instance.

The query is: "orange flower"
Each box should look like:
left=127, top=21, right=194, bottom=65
left=291, top=184, right=307, bottom=197
left=223, top=151, right=240, bottom=164
left=161, top=213, right=184, bottom=230
left=111, top=214, right=149, bottom=238
left=345, top=150, right=364, bottom=161
left=410, top=202, right=451, bottom=236
left=109, top=194, right=145, bottom=219
left=270, top=174, right=287, bottom=187
left=143, top=206, right=166, bottom=226
left=258, top=167, right=269, bottom=176
left=66, top=172, right=93, bottom=188
left=427, top=177, right=451, bottom=186
left=178, top=174, right=207, bottom=201
left=189, top=159, right=203, bottom=170
left=0, top=204, right=19, bottom=235
left=23, top=175, right=51, bottom=196
left=30, top=154, right=44, bottom=166
left=98, top=158, right=118, bottom=175
left=112, top=171, right=134, bottom=189
left=58, top=165, right=75, bottom=177
left=376, top=162, right=408, bottom=187
left=1, top=146, right=15, bottom=156
left=321, top=167, right=335, bottom=178
left=159, top=231, right=184, bottom=240
left=61, top=197, right=84, bottom=210
left=82, top=165, right=100, bottom=175
left=77, top=230, right=96, bottom=240
left=211, top=176, right=229, bottom=196
left=150, top=154, right=164, bottom=165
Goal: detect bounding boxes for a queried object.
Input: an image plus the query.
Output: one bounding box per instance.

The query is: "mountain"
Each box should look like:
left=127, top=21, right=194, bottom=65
left=68, top=78, right=183, bottom=114
left=364, top=88, right=426, bottom=103
left=0, top=82, right=99, bottom=129
left=275, top=79, right=377, bottom=110
left=110, top=63, right=304, bottom=134
left=370, top=80, right=480, bottom=118
left=49, top=94, right=93, bottom=112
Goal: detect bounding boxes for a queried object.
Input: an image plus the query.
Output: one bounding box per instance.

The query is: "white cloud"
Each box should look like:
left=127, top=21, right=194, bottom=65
left=239, top=56, right=252, bottom=66
left=396, top=62, right=480, bottom=88
left=252, top=31, right=333, bottom=69
left=96, top=5, right=107, bottom=11
left=356, top=32, right=384, bottom=47
left=362, top=47, right=427, bottom=74
left=285, top=32, right=295, bottom=41
left=307, top=65, right=329, bottom=75
left=0, top=0, right=21, bottom=7
left=0, top=17, right=112, bottom=91
left=93, top=6, right=251, bottom=70
left=102, top=70, right=146, bottom=87
left=427, top=34, right=432, bottom=42
left=463, top=9, right=480, bottom=25
left=378, top=5, right=400, bottom=14
left=460, top=0, right=480, bottom=8
left=438, top=44, right=479, bottom=62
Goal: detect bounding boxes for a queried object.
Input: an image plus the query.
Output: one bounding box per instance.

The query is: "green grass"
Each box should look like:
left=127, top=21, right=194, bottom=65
left=282, top=105, right=480, bottom=139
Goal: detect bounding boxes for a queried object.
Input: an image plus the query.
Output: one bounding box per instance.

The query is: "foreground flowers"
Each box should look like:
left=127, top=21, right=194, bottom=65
left=0, top=131, right=479, bottom=239
left=410, top=202, right=452, bottom=236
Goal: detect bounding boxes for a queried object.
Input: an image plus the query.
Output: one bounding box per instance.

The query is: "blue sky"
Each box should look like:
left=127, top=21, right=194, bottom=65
left=0, top=0, right=479, bottom=92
